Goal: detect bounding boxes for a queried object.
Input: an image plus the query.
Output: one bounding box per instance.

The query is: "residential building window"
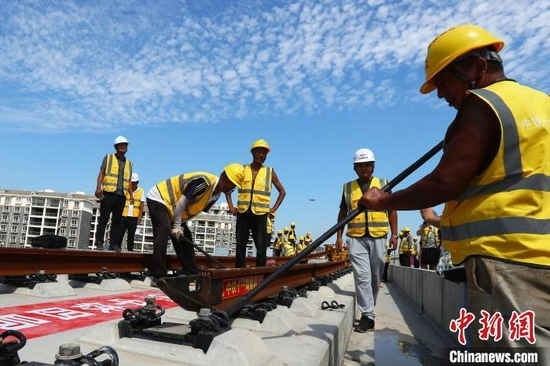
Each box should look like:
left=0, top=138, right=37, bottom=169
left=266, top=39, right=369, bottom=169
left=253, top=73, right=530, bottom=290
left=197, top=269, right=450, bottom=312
left=70, top=219, right=78, bottom=227
left=59, top=228, right=66, bottom=236
left=1, top=214, right=8, bottom=222
left=11, top=225, right=18, bottom=232
left=12, top=215, right=20, bottom=223
left=4, top=197, right=11, bottom=204
left=69, top=229, right=77, bottom=237
left=14, top=207, right=21, bottom=213
left=62, top=210, right=68, bottom=217
left=0, top=225, right=6, bottom=231
left=15, top=197, right=22, bottom=204
left=72, top=210, right=79, bottom=217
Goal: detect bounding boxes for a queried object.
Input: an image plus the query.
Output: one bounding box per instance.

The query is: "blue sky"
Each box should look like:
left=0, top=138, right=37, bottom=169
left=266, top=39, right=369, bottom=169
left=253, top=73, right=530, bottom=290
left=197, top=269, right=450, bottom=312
left=1, top=0, right=549, bottom=242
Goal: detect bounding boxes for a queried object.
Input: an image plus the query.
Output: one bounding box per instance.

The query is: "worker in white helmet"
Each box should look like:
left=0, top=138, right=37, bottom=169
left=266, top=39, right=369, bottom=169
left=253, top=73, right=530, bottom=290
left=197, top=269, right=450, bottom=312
left=94, top=135, right=133, bottom=251
left=336, top=148, right=398, bottom=333
left=117, top=173, right=145, bottom=252
left=361, top=25, right=550, bottom=349
left=226, top=139, right=286, bottom=268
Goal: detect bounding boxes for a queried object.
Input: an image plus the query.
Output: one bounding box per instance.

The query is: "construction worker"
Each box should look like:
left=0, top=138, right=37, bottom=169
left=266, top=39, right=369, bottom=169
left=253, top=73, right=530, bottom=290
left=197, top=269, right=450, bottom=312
left=419, top=225, right=439, bottom=270
left=382, top=242, right=393, bottom=282
left=281, top=238, right=296, bottom=257
left=361, top=25, right=550, bottom=350
left=296, top=236, right=306, bottom=254
left=273, top=230, right=284, bottom=257
left=117, top=173, right=144, bottom=252
left=304, top=232, right=312, bottom=245
left=226, top=139, right=286, bottom=268
left=336, top=148, right=398, bottom=333
left=288, top=222, right=297, bottom=245
left=94, top=135, right=133, bottom=251
left=411, top=237, right=420, bottom=268
left=398, top=228, right=413, bottom=267
left=147, top=164, right=244, bottom=279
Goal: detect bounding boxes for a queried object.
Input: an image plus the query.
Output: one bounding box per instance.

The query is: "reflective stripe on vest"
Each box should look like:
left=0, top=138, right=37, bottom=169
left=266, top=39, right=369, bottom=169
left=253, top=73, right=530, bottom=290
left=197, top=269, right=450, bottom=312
left=441, top=82, right=550, bottom=267
left=122, top=187, right=143, bottom=217
left=103, top=154, right=132, bottom=193
left=344, top=177, right=389, bottom=237
left=156, top=172, right=217, bottom=222
left=237, top=165, right=273, bottom=214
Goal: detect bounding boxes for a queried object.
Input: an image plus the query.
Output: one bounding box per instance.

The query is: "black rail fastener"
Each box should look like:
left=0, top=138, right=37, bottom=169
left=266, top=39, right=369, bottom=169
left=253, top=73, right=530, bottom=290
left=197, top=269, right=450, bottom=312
left=118, top=295, right=165, bottom=338
left=225, top=141, right=444, bottom=318
left=188, top=309, right=230, bottom=353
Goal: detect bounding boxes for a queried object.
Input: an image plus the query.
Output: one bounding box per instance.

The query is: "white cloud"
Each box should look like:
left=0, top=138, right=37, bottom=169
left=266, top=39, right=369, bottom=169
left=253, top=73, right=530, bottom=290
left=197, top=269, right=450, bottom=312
left=0, top=0, right=548, bottom=131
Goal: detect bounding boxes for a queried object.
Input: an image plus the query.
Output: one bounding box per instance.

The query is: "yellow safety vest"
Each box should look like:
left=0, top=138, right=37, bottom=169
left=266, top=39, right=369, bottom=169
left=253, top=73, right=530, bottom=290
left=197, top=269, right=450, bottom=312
left=273, top=235, right=284, bottom=250
left=304, top=236, right=312, bottom=245
left=156, top=172, right=217, bottom=222
left=102, top=154, right=132, bottom=193
left=296, top=242, right=307, bottom=254
left=399, top=235, right=412, bottom=254
left=344, top=177, right=389, bottom=238
left=282, top=242, right=295, bottom=257
left=441, top=81, right=550, bottom=267
left=237, top=165, right=273, bottom=214
left=122, top=187, right=143, bottom=217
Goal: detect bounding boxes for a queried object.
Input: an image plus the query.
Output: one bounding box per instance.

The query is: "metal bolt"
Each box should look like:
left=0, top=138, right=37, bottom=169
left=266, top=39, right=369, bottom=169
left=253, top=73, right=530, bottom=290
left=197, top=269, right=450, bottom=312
left=55, top=343, right=82, bottom=360
left=143, top=295, right=157, bottom=311
left=199, top=308, right=212, bottom=317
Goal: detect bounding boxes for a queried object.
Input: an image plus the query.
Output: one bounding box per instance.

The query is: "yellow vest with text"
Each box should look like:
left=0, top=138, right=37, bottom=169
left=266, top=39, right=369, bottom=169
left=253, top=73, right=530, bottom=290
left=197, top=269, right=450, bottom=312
left=237, top=165, right=273, bottom=214
left=441, top=81, right=550, bottom=267
left=157, top=172, right=217, bottom=222
left=102, top=154, right=132, bottom=193
left=122, top=187, right=143, bottom=218
left=344, top=177, right=389, bottom=238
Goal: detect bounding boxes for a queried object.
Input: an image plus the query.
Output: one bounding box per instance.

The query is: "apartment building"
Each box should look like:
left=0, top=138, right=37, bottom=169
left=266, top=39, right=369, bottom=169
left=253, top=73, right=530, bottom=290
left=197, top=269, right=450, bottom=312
left=0, top=188, right=238, bottom=255
left=0, top=189, right=93, bottom=249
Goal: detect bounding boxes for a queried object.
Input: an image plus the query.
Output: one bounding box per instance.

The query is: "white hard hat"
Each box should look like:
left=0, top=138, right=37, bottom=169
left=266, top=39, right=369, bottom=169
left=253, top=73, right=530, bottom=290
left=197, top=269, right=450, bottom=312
left=353, top=148, right=375, bottom=163
left=114, top=135, right=129, bottom=145
left=131, top=173, right=139, bottom=182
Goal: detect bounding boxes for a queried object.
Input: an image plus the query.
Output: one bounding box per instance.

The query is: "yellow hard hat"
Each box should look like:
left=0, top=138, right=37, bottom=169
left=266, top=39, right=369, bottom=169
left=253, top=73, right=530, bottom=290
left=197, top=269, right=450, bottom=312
left=403, top=227, right=410, bottom=232
left=399, top=230, right=403, bottom=235
left=413, top=237, right=418, bottom=241
left=250, top=139, right=270, bottom=153
left=420, top=24, right=504, bottom=94
left=278, top=230, right=283, bottom=235
left=306, top=232, right=311, bottom=236
left=223, top=163, right=245, bottom=189
left=299, top=236, right=304, bottom=240
left=284, top=227, right=290, bottom=232
left=290, top=222, right=295, bottom=227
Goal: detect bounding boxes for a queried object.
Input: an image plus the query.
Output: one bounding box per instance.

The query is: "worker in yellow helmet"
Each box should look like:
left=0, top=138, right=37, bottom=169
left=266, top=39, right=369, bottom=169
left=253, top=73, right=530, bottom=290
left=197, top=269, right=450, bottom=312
left=398, top=228, right=413, bottom=267
left=146, top=164, right=244, bottom=279
left=296, top=236, right=306, bottom=254
left=226, top=139, right=287, bottom=268
left=304, top=232, right=312, bottom=245
left=281, top=238, right=295, bottom=257
left=360, top=25, right=550, bottom=350
left=272, top=230, right=284, bottom=257
left=288, top=221, right=297, bottom=245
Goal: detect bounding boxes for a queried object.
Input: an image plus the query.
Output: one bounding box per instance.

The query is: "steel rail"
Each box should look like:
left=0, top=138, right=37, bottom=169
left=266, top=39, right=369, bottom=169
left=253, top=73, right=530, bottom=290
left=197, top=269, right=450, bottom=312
left=157, top=259, right=351, bottom=312
left=0, top=247, right=330, bottom=277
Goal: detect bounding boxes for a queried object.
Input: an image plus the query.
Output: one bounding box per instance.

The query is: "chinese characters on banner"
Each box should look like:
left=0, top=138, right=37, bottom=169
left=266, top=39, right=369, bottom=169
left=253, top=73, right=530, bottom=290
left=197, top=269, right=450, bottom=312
left=449, top=308, right=536, bottom=346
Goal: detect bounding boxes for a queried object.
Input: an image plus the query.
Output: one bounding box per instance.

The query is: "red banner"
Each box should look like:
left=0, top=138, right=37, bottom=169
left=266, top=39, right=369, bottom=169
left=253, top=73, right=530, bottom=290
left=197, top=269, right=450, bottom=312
left=0, top=290, right=177, bottom=339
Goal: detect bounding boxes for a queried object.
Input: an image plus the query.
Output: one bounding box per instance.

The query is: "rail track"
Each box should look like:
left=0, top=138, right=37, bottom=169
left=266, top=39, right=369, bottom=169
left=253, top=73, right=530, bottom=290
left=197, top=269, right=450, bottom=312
left=0, top=247, right=330, bottom=277
left=0, top=247, right=350, bottom=314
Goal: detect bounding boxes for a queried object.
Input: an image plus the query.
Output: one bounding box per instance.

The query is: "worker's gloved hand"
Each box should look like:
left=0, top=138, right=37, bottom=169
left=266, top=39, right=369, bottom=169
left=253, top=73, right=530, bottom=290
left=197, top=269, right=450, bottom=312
left=171, top=226, right=184, bottom=241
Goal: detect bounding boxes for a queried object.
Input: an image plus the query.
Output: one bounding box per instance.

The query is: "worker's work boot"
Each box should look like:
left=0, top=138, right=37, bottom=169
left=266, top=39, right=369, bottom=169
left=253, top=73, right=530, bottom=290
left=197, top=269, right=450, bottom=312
left=354, top=316, right=375, bottom=333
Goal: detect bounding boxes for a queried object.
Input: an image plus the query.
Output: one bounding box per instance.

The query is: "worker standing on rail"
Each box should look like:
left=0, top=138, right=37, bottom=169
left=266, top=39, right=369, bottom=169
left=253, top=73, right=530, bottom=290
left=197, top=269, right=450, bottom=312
left=273, top=230, right=284, bottom=257
left=226, top=139, right=286, bottom=268
left=147, top=164, right=244, bottom=280
left=336, top=148, right=398, bottom=333
left=117, top=173, right=144, bottom=251
left=304, top=232, right=312, bottom=246
left=360, top=25, right=549, bottom=350
left=94, top=135, right=133, bottom=251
